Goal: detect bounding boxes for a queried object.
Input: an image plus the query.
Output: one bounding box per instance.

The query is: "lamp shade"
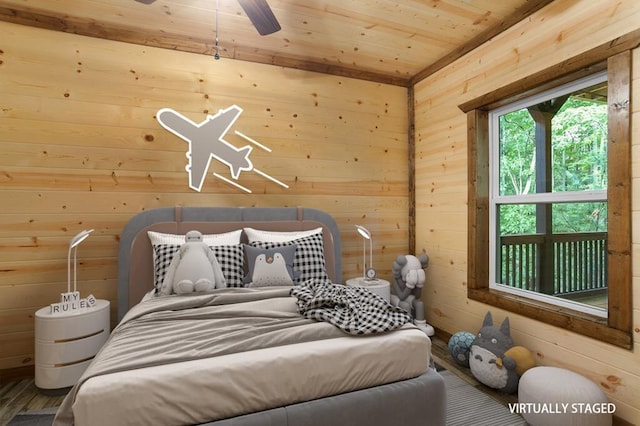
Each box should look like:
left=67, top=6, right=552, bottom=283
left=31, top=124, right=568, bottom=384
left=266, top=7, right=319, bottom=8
left=355, top=225, right=371, bottom=240
left=70, top=229, right=93, bottom=249
left=67, top=229, right=94, bottom=293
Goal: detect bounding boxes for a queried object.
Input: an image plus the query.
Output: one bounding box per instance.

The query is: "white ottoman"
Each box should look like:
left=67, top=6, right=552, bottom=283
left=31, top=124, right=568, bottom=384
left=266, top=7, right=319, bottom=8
left=518, top=366, right=612, bottom=426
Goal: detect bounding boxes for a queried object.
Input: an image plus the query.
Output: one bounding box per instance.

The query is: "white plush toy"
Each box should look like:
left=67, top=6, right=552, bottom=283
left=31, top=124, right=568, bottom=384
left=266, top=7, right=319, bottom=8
left=159, top=230, right=226, bottom=295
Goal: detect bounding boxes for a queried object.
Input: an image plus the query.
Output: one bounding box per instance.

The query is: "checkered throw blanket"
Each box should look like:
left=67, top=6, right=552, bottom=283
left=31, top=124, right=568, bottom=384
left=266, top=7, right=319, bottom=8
left=290, top=279, right=412, bottom=335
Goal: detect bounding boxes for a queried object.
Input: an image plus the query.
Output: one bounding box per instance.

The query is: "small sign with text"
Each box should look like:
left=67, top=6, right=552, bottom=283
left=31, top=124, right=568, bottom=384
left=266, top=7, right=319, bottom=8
left=509, top=402, right=616, bottom=415
left=50, top=291, right=96, bottom=315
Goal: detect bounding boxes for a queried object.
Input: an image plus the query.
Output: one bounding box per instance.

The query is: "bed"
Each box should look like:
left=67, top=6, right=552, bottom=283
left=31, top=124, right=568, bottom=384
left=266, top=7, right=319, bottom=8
left=54, top=206, right=446, bottom=426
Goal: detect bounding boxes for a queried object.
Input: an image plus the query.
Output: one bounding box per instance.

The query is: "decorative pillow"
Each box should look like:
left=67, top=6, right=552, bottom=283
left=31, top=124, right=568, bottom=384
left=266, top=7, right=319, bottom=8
left=243, top=227, right=323, bottom=243
left=244, top=244, right=299, bottom=287
left=148, top=230, right=242, bottom=285
left=152, top=244, right=244, bottom=290
left=251, top=233, right=330, bottom=284
left=152, top=244, right=180, bottom=291
left=211, top=245, right=245, bottom=288
left=148, top=230, right=243, bottom=291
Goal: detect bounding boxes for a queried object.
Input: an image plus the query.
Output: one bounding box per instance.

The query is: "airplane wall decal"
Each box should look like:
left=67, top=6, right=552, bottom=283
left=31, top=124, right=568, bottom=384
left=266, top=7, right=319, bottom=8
left=156, top=105, right=288, bottom=193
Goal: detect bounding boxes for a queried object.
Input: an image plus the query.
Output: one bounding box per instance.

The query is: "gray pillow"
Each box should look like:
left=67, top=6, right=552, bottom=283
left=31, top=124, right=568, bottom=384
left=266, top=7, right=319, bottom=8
left=250, top=233, right=330, bottom=284
left=244, top=244, right=299, bottom=287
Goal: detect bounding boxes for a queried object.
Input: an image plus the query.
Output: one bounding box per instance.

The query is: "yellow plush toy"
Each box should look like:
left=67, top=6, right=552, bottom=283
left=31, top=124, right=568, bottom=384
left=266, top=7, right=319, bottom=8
left=501, top=345, right=536, bottom=376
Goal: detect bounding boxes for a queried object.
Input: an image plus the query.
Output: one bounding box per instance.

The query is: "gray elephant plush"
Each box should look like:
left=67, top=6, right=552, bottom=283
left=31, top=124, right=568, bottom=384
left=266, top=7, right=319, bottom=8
left=390, top=253, right=434, bottom=336
left=159, top=230, right=227, bottom=295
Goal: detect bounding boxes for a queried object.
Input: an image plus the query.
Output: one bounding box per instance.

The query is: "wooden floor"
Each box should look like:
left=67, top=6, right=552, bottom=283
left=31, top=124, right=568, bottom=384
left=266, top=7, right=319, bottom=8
left=560, top=290, right=608, bottom=309
left=0, top=377, right=68, bottom=424
left=429, top=332, right=519, bottom=409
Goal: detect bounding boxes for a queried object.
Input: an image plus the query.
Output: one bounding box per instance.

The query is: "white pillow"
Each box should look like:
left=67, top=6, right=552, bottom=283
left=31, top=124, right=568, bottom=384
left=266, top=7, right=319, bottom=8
left=148, top=230, right=242, bottom=246
left=243, top=227, right=322, bottom=243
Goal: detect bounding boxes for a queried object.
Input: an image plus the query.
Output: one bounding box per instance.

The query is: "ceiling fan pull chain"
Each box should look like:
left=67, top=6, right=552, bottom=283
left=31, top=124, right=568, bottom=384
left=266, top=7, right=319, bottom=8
left=214, top=0, right=220, bottom=60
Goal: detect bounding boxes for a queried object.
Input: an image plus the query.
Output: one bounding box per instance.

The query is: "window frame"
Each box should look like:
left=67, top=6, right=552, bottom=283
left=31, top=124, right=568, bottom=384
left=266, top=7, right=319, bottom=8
left=488, top=71, right=609, bottom=318
left=460, top=38, right=633, bottom=348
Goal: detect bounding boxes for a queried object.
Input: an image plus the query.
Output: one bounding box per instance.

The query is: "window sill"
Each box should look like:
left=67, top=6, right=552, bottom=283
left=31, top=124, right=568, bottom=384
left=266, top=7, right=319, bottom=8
left=468, top=287, right=631, bottom=349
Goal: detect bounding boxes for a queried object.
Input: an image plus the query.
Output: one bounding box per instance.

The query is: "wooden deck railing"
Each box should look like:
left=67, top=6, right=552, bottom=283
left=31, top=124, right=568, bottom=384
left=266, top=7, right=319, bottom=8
left=499, top=232, right=607, bottom=295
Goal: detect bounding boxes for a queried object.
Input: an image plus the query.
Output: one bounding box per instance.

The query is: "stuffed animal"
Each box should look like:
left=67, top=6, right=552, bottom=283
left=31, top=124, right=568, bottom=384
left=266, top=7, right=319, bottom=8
left=390, top=254, right=434, bottom=336
left=159, top=230, right=226, bottom=295
left=503, top=345, right=536, bottom=376
left=469, top=312, right=535, bottom=393
left=448, top=331, right=476, bottom=368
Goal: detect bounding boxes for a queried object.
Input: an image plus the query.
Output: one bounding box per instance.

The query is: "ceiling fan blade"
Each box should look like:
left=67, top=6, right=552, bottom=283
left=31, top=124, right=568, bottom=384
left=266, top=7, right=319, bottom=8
left=237, top=0, right=281, bottom=36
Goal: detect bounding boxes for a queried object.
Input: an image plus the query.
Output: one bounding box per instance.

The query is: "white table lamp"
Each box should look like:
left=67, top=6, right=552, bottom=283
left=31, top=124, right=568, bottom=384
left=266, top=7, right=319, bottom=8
left=50, top=229, right=97, bottom=314
left=68, top=229, right=94, bottom=293
left=355, top=225, right=376, bottom=280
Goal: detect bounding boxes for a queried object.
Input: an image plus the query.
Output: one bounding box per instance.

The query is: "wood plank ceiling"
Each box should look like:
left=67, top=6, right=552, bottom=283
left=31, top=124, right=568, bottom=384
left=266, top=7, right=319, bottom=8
left=0, top=0, right=554, bottom=86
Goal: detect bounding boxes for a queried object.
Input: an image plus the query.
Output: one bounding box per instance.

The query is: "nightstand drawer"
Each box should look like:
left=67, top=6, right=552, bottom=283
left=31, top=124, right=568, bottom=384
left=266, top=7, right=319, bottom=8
left=35, top=300, right=110, bottom=342
left=35, top=359, right=94, bottom=389
left=35, top=329, right=108, bottom=366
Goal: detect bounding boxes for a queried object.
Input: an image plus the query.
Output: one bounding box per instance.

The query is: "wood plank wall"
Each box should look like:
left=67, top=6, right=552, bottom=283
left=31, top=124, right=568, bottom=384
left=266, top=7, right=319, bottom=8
left=413, top=0, right=640, bottom=424
left=0, top=22, right=409, bottom=374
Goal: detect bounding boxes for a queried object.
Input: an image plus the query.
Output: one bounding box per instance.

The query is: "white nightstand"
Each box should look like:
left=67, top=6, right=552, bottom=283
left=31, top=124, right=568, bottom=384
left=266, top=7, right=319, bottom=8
left=35, top=299, right=110, bottom=389
left=346, top=277, right=391, bottom=302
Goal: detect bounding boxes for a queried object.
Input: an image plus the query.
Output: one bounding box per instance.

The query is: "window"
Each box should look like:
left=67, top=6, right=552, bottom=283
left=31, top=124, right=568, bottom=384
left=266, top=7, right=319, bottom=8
left=461, top=46, right=632, bottom=348
left=489, top=72, right=608, bottom=318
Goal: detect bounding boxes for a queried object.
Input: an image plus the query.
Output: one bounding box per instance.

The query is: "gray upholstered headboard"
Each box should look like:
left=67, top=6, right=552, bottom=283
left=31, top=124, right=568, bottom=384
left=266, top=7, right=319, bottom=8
left=117, top=206, right=342, bottom=320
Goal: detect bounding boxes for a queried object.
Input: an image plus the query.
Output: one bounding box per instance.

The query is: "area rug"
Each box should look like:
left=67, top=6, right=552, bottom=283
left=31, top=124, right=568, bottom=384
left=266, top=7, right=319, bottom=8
left=9, top=371, right=527, bottom=426
left=7, top=406, right=57, bottom=426
left=440, top=369, right=527, bottom=426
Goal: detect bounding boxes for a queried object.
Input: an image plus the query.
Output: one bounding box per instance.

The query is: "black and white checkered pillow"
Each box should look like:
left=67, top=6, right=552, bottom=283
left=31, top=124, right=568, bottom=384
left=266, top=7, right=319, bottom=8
left=151, top=244, right=245, bottom=290
left=152, top=244, right=180, bottom=290
left=212, top=245, right=244, bottom=287
left=251, top=233, right=329, bottom=284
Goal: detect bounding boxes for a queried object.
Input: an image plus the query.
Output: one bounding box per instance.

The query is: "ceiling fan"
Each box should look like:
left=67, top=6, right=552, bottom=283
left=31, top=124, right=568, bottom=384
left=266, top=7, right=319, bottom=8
left=134, top=0, right=281, bottom=36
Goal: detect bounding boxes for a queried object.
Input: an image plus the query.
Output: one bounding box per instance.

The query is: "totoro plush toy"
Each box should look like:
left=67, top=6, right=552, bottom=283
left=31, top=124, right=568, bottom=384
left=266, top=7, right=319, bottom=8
left=469, top=312, right=526, bottom=394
